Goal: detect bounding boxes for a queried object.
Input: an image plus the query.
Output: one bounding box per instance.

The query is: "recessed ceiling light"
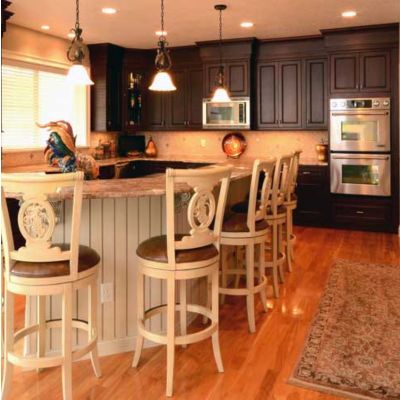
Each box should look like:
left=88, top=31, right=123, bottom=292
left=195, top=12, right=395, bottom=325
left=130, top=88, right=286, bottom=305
left=240, top=22, right=254, bottom=28
left=67, top=31, right=75, bottom=38
left=342, top=10, right=357, bottom=17
left=155, top=30, right=167, bottom=36
left=41, top=25, right=50, bottom=30
left=102, top=7, right=117, bottom=14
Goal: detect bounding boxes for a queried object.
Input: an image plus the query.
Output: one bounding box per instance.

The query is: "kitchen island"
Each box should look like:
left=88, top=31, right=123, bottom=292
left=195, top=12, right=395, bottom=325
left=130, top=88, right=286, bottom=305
left=4, top=159, right=252, bottom=357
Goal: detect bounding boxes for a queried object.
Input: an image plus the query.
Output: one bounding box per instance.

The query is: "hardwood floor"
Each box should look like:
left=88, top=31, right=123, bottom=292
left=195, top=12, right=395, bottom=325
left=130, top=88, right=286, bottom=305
left=5, top=226, right=400, bottom=400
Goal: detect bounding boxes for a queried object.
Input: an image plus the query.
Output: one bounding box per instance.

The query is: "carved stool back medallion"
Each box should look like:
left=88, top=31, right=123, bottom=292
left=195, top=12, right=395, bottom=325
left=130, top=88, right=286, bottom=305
left=188, top=190, right=216, bottom=230
left=18, top=200, right=56, bottom=243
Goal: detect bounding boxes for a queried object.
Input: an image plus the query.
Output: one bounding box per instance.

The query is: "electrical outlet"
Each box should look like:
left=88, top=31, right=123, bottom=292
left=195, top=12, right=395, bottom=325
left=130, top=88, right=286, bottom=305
left=200, top=139, right=206, bottom=147
left=100, top=283, right=114, bottom=303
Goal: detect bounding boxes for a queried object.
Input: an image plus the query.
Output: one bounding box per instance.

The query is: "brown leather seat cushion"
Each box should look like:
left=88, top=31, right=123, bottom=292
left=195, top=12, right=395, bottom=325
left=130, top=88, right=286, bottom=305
left=11, top=244, right=100, bottom=278
left=222, top=212, right=268, bottom=233
left=136, top=235, right=219, bottom=264
left=230, top=201, right=286, bottom=217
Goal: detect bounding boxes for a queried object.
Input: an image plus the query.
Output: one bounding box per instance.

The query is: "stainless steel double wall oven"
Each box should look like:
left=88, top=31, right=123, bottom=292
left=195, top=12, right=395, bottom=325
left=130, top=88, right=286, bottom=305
left=330, top=98, right=391, bottom=197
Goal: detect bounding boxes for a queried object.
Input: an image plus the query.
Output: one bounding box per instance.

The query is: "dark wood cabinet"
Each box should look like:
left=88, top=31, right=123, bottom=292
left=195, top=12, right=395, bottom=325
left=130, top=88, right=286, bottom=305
left=360, top=51, right=391, bottom=92
left=305, top=58, right=328, bottom=129
left=331, top=196, right=393, bottom=232
left=167, top=70, right=187, bottom=129
left=257, top=63, right=279, bottom=127
left=146, top=66, right=203, bottom=130
left=147, top=90, right=166, bottom=130
left=280, top=61, right=302, bottom=128
left=293, top=165, right=329, bottom=226
left=257, top=60, right=301, bottom=129
left=330, top=50, right=390, bottom=94
left=89, top=44, right=124, bottom=131
left=186, top=67, right=203, bottom=128
left=204, top=61, right=249, bottom=98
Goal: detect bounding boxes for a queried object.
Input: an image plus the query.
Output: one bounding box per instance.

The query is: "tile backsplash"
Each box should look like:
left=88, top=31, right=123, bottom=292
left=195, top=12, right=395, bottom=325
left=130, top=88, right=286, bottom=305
left=144, top=130, right=328, bottom=161
left=1, top=130, right=328, bottom=168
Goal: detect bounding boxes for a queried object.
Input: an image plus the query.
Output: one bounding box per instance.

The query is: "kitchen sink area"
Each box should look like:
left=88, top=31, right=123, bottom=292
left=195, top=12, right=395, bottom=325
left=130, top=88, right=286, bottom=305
left=99, top=160, right=212, bottom=179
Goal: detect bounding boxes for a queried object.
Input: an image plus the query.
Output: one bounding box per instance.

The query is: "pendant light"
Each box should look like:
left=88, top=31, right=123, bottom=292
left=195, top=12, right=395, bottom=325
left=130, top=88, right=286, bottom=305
left=149, top=0, right=176, bottom=91
left=66, top=0, right=94, bottom=85
left=211, top=4, right=230, bottom=103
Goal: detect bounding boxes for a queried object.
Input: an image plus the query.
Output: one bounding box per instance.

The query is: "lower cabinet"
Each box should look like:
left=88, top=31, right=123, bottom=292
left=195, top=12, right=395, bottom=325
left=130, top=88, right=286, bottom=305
left=294, top=165, right=329, bottom=226
left=331, top=196, right=393, bottom=233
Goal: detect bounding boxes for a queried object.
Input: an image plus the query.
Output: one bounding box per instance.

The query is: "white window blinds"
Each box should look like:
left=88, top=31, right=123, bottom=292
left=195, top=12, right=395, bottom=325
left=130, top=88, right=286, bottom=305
left=1, top=62, right=88, bottom=149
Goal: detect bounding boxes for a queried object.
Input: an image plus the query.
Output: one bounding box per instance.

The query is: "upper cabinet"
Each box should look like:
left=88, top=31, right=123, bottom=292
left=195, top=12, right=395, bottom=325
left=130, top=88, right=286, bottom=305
left=256, top=37, right=328, bottom=130
left=257, top=60, right=302, bottom=129
left=330, top=51, right=390, bottom=94
left=198, top=39, right=255, bottom=99
left=88, top=44, right=124, bottom=132
left=146, top=47, right=203, bottom=131
left=165, top=66, right=203, bottom=130
left=204, top=60, right=249, bottom=98
left=305, top=58, right=328, bottom=129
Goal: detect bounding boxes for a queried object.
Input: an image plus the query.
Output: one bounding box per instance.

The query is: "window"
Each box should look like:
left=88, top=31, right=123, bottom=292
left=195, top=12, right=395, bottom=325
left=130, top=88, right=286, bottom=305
left=1, top=61, right=88, bottom=149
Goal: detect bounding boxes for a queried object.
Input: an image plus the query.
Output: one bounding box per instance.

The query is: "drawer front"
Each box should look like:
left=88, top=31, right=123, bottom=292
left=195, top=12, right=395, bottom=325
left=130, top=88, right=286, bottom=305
left=332, top=202, right=392, bottom=231
left=297, top=166, right=327, bottom=184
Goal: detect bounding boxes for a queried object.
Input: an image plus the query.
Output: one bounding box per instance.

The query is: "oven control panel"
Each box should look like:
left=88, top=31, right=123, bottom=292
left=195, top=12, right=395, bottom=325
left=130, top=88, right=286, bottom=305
left=330, top=98, right=390, bottom=110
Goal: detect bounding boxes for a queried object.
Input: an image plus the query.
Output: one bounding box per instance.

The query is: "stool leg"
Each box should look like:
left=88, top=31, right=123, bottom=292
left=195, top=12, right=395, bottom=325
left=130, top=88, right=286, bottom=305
left=61, top=284, right=73, bottom=400
left=211, top=267, right=224, bottom=373
left=179, top=280, right=187, bottom=349
left=234, top=247, right=241, bottom=288
left=220, top=246, right=227, bottom=305
left=258, top=242, right=268, bottom=313
left=246, top=243, right=256, bottom=333
left=286, top=210, right=293, bottom=273
left=1, top=288, right=14, bottom=400
left=89, top=280, right=102, bottom=378
left=166, top=273, right=176, bottom=397
left=271, top=223, right=280, bottom=298
left=37, top=295, right=46, bottom=372
left=278, top=224, right=285, bottom=284
left=132, top=269, right=144, bottom=368
left=203, top=274, right=212, bottom=325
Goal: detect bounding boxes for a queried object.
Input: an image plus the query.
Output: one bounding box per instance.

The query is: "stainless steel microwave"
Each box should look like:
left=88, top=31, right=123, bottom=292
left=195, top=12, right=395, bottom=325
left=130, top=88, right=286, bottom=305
left=202, top=97, right=250, bottom=129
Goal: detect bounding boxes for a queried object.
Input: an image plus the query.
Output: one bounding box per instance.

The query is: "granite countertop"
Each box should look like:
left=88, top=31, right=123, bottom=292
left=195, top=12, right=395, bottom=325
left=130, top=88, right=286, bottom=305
left=2, top=154, right=327, bottom=200
left=3, top=160, right=252, bottom=200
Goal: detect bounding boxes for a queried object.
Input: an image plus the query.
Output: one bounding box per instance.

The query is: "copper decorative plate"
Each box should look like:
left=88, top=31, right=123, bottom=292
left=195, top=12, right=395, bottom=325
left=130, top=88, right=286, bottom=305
left=222, top=133, right=247, bottom=158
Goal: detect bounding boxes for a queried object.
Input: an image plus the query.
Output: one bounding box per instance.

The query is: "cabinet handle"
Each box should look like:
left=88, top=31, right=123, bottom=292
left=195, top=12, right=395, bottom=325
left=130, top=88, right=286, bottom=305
left=356, top=210, right=365, bottom=215
left=301, top=171, right=311, bottom=175
left=360, top=83, right=364, bottom=89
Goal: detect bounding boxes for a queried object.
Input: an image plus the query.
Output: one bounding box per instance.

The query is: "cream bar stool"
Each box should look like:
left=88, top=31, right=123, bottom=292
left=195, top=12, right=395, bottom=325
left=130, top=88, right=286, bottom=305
left=283, top=150, right=302, bottom=271
left=264, top=154, right=293, bottom=298
left=219, top=159, right=276, bottom=333
left=132, top=165, right=232, bottom=397
left=1, top=172, right=101, bottom=400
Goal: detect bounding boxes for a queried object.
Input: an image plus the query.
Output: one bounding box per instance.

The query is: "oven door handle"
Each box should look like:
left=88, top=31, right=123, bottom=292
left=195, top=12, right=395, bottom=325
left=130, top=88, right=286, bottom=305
left=330, top=112, right=389, bottom=116
left=331, top=155, right=390, bottom=160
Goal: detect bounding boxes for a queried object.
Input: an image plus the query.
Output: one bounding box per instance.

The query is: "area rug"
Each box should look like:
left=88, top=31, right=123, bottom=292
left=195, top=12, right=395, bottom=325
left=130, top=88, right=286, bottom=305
left=289, top=259, right=400, bottom=400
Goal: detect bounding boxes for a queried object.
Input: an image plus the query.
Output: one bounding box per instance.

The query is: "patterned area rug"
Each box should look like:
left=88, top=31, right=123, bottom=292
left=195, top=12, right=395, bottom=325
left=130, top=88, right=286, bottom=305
left=290, top=259, right=400, bottom=400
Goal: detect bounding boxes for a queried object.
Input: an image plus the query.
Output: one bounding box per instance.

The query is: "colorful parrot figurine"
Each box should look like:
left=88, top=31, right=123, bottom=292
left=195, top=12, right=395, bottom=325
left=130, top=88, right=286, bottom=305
left=38, top=120, right=99, bottom=179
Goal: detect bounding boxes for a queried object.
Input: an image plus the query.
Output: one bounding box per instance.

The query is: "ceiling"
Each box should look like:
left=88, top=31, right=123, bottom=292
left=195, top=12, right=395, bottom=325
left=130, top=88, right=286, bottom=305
left=9, top=0, right=400, bottom=49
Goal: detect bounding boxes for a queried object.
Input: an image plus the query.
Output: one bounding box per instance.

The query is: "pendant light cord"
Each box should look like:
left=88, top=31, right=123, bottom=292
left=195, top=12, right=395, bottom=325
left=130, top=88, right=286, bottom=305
left=219, top=8, right=223, bottom=69
left=160, top=0, right=165, bottom=40
left=75, top=0, right=80, bottom=31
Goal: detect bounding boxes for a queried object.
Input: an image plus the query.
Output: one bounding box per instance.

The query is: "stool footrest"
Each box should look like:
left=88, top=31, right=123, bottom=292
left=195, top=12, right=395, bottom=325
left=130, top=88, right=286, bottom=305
left=219, top=275, right=267, bottom=297
left=138, top=303, right=217, bottom=346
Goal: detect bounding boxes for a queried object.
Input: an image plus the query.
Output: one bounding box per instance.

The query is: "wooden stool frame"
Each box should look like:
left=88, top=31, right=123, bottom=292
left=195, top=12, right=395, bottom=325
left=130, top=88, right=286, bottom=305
left=132, top=166, right=232, bottom=397
left=1, top=173, right=101, bottom=400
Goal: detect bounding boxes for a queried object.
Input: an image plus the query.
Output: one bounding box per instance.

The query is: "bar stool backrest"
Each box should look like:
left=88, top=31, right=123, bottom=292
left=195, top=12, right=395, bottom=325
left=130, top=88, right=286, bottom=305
left=288, top=150, right=302, bottom=200
left=165, top=166, right=232, bottom=266
left=1, top=172, right=84, bottom=283
left=271, top=154, right=293, bottom=215
left=247, top=158, right=276, bottom=233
